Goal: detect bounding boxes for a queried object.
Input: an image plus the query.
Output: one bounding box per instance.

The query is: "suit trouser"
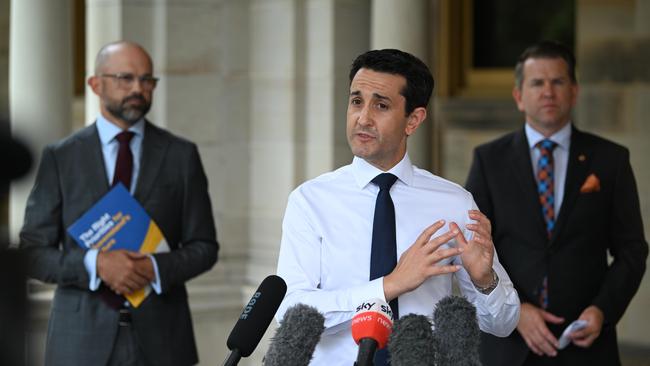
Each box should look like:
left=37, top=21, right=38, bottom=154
left=107, top=323, right=147, bottom=366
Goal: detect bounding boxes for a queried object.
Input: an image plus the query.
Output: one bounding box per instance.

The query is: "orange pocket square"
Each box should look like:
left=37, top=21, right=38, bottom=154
left=580, top=173, right=600, bottom=193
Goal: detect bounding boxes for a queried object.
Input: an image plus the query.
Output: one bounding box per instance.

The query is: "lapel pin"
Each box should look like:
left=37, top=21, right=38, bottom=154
left=578, top=154, right=586, bottom=162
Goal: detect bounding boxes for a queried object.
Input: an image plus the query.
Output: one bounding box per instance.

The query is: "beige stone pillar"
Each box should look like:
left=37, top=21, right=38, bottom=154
left=85, top=0, right=123, bottom=125
left=370, top=0, right=431, bottom=169
left=9, top=0, right=72, bottom=243
left=0, top=0, right=9, bottom=121
left=576, top=0, right=650, bottom=348
left=248, top=0, right=299, bottom=284
left=9, top=1, right=73, bottom=363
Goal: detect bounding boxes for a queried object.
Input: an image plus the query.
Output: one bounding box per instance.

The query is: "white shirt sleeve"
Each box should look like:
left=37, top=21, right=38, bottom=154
left=83, top=248, right=102, bottom=290
left=453, top=200, right=520, bottom=337
left=276, top=190, right=386, bottom=336
left=147, top=254, right=162, bottom=294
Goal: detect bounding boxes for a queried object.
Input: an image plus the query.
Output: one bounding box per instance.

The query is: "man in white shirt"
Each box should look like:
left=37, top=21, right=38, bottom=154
left=276, top=49, right=520, bottom=365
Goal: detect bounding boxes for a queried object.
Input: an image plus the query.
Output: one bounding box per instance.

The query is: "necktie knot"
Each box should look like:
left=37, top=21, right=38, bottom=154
left=536, top=139, right=557, bottom=153
left=372, top=173, right=398, bottom=191
left=115, top=131, right=135, bottom=145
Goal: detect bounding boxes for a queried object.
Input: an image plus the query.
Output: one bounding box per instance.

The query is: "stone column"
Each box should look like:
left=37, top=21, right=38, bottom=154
left=9, top=0, right=73, bottom=243
left=9, top=2, right=73, bottom=363
left=0, top=0, right=9, bottom=121
left=85, top=0, right=123, bottom=125
left=370, top=0, right=431, bottom=169
left=576, top=0, right=650, bottom=348
left=248, top=0, right=299, bottom=285
left=1, top=0, right=11, bottom=244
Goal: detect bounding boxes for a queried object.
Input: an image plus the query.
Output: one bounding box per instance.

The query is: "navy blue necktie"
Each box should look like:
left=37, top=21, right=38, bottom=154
left=370, top=173, right=398, bottom=366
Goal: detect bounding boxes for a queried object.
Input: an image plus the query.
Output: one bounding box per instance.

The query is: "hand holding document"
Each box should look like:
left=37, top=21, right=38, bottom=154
left=67, top=183, right=169, bottom=307
left=558, top=319, right=588, bottom=349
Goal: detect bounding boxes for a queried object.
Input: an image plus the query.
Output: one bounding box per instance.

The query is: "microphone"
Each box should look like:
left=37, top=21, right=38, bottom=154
left=263, top=303, right=325, bottom=366
left=387, top=314, right=435, bottom=366
left=351, top=298, right=394, bottom=366
left=223, top=275, right=287, bottom=366
left=432, top=295, right=481, bottom=366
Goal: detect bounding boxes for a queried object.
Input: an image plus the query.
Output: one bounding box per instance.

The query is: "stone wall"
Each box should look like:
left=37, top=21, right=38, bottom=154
left=575, top=0, right=650, bottom=346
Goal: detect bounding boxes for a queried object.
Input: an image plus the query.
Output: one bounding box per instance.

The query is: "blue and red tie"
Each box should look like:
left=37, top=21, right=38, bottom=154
left=536, top=139, right=556, bottom=309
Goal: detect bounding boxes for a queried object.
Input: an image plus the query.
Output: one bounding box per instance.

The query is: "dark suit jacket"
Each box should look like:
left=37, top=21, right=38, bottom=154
left=20, top=121, right=219, bottom=366
left=466, top=125, right=647, bottom=366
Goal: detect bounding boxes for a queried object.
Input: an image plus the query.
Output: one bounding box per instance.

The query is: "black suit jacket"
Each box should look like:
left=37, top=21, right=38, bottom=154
left=20, top=121, right=219, bottom=366
left=465, top=125, right=647, bottom=366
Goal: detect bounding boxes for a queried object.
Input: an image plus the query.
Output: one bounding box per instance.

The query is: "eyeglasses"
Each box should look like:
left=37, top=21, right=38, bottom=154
left=100, top=73, right=159, bottom=90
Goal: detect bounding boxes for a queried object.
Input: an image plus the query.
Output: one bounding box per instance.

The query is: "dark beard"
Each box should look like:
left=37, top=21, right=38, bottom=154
left=106, top=94, right=151, bottom=125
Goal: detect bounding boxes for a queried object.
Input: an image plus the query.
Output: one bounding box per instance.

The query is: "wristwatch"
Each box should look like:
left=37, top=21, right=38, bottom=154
left=473, top=269, right=499, bottom=295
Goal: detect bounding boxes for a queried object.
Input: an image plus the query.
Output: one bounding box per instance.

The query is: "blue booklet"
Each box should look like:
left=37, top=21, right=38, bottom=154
left=67, top=183, right=169, bottom=307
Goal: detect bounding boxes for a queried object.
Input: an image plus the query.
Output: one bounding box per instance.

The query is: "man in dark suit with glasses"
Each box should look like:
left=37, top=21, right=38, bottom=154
left=20, top=41, right=219, bottom=366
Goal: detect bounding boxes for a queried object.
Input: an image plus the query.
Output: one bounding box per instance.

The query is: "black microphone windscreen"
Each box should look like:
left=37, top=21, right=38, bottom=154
left=263, top=303, right=325, bottom=366
left=226, top=275, right=287, bottom=358
left=387, top=314, right=435, bottom=366
left=433, top=295, right=481, bottom=366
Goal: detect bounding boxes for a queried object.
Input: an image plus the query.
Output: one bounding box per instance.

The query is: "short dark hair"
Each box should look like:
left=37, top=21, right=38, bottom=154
left=514, top=40, right=577, bottom=89
left=349, top=49, right=434, bottom=115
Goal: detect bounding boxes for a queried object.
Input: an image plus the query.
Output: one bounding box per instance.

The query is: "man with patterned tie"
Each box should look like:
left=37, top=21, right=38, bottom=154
left=466, top=41, right=648, bottom=366
left=276, top=49, right=520, bottom=365
left=19, top=41, right=218, bottom=366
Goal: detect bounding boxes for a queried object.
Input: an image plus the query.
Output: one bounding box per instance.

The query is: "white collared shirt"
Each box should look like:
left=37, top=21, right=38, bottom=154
left=276, top=154, right=520, bottom=366
left=525, top=122, right=572, bottom=215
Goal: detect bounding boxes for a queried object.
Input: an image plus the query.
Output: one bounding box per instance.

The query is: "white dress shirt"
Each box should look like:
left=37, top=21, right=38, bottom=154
left=276, top=154, right=520, bottom=366
left=525, top=122, right=572, bottom=216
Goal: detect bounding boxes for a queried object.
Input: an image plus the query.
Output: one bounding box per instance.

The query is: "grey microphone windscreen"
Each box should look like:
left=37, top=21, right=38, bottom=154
left=387, top=314, right=435, bottom=366
left=263, top=303, right=325, bottom=366
left=433, top=295, right=481, bottom=366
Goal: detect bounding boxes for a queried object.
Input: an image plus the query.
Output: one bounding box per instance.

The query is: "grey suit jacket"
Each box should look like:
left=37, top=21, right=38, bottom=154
left=20, top=121, right=219, bottom=366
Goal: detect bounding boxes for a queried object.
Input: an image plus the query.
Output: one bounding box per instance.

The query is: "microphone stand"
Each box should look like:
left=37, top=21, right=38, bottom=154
left=354, top=338, right=377, bottom=366
left=222, top=349, right=241, bottom=366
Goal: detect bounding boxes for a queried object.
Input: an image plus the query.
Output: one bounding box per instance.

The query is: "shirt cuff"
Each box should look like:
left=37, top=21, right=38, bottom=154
left=147, top=254, right=162, bottom=294
left=476, top=268, right=508, bottom=316
left=83, top=249, right=102, bottom=291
